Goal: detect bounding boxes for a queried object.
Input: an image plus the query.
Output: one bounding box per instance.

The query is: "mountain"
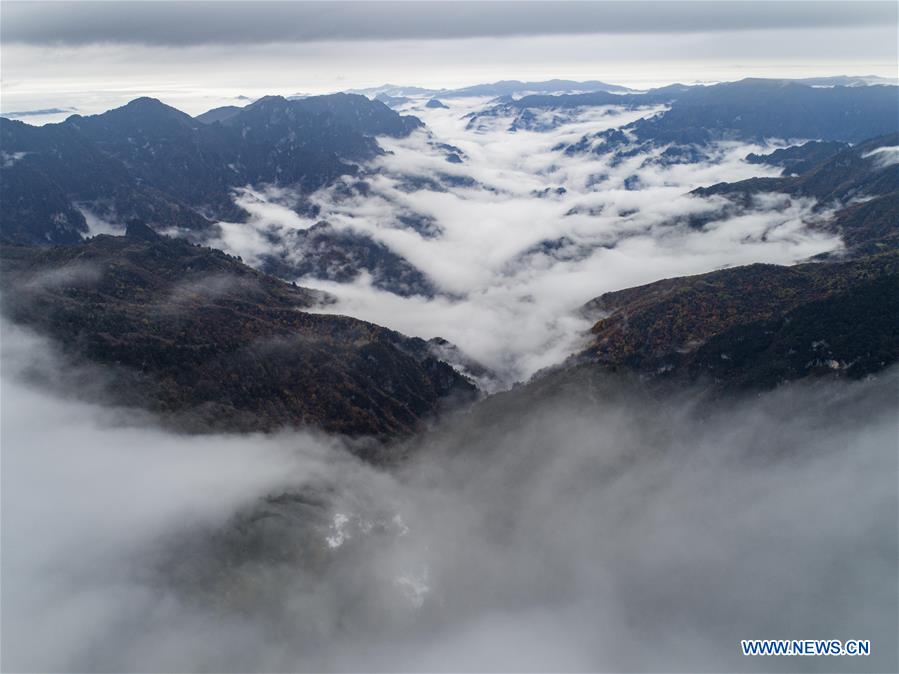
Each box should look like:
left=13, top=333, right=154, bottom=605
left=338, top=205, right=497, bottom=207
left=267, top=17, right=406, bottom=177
left=0, top=94, right=423, bottom=244
left=637, top=79, right=899, bottom=143
left=693, top=133, right=899, bottom=255
left=347, top=79, right=633, bottom=102
left=522, top=79, right=899, bottom=153
left=374, top=93, right=411, bottom=109
left=442, top=79, right=633, bottom=98
left=260, top=93, right=423, bottom=137
left=533, top=129, right=899, bottom=391
left=787, top=75, right=897, bottom=87
left=696, top=133, right=898, bottom=204
left=68, top=94, right=422, bottom=214
left=258, top=221, right=438, bottom=297
left=346, top=84, right=440, bottom=98
left=64, top=97, right=243, bottom=218
left=464, top=89, right=635, bottom=131
left=824, top=193, right=899, bottom=255
left=508, top=90, right=635, bottom=110
left=0, top=223, right=475, bottom=437
left=745, top=140, right=850, bottom=175
left=0, top=116, right=211, bottom=244
left=194, top=105, right=244, bottom=124
left=575, top=251, right=899, bottom=389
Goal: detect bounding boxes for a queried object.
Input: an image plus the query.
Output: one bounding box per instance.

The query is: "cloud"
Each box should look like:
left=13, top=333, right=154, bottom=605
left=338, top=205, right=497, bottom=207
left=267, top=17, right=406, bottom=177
left=165, top=273, right=256, bottom=310
left=0, top=106, right=77, bottom=117
left=2, top=319, right=896, bottom=672
left=0, top=322, right=374, bottom=671
left=4, top=26, right=896, bottom=119
left=210, top=97, right=842, bottom=385
left=18, top=261, right=103, bottom=293
left=2, top=1, right=892, bottom=47
left=862, top=144, right=899, bottom=169
left=204, top=186, right=318, bottom=269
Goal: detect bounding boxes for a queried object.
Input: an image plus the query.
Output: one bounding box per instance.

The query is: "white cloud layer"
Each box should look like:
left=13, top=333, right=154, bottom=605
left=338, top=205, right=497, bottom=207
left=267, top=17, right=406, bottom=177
left=862, top=144, right=899, bottom=169
left=208, top=98, right=841, bottom=385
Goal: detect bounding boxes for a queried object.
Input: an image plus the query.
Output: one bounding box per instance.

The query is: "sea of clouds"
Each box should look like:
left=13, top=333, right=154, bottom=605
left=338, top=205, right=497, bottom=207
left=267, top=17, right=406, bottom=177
left=208, top=97, right=841, bottom=386
left=3, top=93, right=892, bottom=674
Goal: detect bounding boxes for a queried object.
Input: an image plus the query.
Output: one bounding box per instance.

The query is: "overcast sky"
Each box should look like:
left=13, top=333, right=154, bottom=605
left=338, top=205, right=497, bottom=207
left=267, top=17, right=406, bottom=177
left=1, top=1, right=896, bottom=117
left=4, top=1, right=895, bottom=45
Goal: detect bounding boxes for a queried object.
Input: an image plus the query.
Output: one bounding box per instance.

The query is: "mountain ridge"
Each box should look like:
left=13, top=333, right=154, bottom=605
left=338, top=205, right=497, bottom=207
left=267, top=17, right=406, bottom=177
left=1, top=93, right=423, bottom=244
left=572, top=251, right=899, bottom=389
left=0, top=224, right=475, bottom=438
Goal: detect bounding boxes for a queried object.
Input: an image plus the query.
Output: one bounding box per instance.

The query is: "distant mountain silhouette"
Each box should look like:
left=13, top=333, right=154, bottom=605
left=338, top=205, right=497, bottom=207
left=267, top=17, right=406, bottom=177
left=487, top=79, right=899, bottom=144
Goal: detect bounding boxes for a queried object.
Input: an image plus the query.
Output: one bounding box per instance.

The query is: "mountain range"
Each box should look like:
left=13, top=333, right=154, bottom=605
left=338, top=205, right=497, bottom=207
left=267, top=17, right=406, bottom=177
left=467, top=78, right=899, bottom=142
left=4, top=78, right=896, bottom=248
left=345, top=79, right=634, bottom=101
left=1, top=77, right=897, bottom=445
left=694, top=133, right=899, bottom=254
left=1, top=93, right=422, bottom=244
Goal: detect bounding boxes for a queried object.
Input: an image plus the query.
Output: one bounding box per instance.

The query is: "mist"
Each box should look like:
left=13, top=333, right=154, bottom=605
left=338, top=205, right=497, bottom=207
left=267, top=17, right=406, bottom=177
left=3, top=320, right=896, bottom=673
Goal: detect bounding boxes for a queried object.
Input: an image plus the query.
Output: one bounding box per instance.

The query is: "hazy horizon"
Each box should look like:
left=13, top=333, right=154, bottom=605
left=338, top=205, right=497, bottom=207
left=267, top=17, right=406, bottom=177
left=2, top=1, right=896, bottom=122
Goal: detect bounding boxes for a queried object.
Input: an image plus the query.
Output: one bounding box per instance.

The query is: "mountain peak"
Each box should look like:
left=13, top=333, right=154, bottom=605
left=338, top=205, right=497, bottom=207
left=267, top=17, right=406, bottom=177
left=124, top=218, right=162, bottom=241
left=249, top=95, right=289, bottom=108
left=125, top=96, right=168, bottom=108
left=119, top=97, right=195, bottom=118
left=79, top=96, right=197, bottom=127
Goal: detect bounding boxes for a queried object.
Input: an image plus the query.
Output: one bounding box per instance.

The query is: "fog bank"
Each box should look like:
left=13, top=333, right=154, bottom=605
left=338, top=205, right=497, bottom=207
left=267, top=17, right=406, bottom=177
left=2, top=323, right=896, bottom=672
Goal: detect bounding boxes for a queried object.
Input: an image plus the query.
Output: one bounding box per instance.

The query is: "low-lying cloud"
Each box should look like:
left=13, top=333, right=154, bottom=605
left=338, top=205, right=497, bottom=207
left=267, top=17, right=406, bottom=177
left=209, top=97, right=842, bottom=385
left=2, top=320, right=896, bottom=672
left=862, top=144, right=899, bottom=169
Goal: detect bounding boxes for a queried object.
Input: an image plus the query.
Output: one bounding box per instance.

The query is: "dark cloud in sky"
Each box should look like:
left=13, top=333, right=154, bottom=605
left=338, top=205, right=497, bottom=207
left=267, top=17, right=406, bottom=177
left=2, top=1, right=895, bottom=47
